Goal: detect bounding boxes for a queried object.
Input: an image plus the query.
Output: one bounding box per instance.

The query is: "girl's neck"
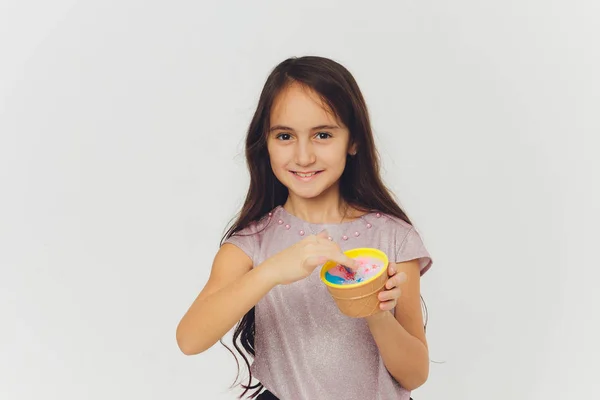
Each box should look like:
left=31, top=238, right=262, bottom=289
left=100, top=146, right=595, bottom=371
left=283, top=193, right=358, bottom=224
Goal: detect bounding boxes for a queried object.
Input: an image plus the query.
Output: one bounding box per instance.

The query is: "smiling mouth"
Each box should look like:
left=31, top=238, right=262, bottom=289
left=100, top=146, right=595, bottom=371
left=292, top=171, right=322, bottom=177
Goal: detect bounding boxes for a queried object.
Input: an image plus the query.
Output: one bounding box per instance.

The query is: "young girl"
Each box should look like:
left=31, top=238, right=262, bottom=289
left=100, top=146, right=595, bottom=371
left=176, top=56, right=433, bottom=400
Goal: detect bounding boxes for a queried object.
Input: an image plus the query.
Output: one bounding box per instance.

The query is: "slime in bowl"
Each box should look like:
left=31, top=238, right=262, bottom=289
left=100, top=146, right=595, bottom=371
left=320, top=248, right=389, bottom=318
left=324, top=256, right=386, bottom=285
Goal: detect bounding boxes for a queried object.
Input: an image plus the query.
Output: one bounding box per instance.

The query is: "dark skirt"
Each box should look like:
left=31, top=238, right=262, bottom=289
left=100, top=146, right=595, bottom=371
left=256, top=389, right=413, bottom=399
left=256, top=390, right=278, bottom=399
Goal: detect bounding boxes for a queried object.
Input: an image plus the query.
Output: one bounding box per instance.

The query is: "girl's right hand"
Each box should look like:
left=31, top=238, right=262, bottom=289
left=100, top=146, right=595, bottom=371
left=261, top=230, right=358, bottom=286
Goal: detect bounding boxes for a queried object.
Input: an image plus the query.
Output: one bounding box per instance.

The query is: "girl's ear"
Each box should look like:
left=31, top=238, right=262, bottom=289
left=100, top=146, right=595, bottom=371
left=348, top=143, right=357, bottom=156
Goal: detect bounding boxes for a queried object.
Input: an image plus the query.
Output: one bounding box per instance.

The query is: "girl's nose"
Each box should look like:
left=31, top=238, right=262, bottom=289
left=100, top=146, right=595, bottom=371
left=295, top=141, right=316, bottom=166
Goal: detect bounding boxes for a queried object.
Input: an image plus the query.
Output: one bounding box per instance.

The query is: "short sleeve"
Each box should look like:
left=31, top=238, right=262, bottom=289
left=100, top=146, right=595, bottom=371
left=222, top=223, right=258, bottom=265
left=395, top=226, right=433, bottom=275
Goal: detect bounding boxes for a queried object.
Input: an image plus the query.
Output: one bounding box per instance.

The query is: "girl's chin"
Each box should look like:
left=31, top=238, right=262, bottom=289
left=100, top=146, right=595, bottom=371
left=287, top=184, right=339, bottom=200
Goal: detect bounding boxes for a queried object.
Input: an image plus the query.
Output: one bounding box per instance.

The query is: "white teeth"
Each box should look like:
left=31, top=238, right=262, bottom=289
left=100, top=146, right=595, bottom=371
left=295, top=172, right=317, bottom=177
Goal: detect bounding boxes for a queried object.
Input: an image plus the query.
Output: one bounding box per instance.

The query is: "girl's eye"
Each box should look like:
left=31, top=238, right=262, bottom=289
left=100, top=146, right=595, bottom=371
left=276, top=133, right=292, bottom=141
left=275, top=132, right=331, bottom=140
left=316, top=132, right=332, bottom=139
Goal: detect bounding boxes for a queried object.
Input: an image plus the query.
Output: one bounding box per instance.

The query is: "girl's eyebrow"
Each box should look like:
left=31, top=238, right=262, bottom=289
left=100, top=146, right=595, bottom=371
left=269, top=124, right=341, bottom=132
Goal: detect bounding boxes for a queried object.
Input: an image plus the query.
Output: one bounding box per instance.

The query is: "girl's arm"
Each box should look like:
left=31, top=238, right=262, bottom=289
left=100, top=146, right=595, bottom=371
left=176, top=231, right=355, bottom=355
left=176, top=243, right=278, bottom=355
left=365, top=259, right=429, bottom=391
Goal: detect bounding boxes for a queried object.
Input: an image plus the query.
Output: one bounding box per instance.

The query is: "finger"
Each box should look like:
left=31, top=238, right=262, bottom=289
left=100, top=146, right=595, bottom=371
left=379, top=299, right=397, bottom=311
left=316, top=229, right=330, bottom=240
left=396, top=271, right=407, bottom=285
left=305, top=254, right=328, bottom=268
left=385, top=277, right=397, bottom=290
left=342, top=254, right=358, bottom=269
left=388, top=263, right=396, bottom=276
left=378, top=288, right=401, bottom=302
left=326, top=251, right=358, bottom=269
left=319, top=235, right=340, bottom=249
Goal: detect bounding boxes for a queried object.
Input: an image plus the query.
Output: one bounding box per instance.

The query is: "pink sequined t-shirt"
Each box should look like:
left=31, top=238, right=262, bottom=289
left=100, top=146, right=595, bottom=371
left=223, top=205, right=433, bottom=400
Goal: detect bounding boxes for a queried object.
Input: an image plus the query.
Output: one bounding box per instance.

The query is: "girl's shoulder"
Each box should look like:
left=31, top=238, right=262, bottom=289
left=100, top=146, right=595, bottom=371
left=381, top=213, right=414, bottom=232
left=222, top=210, right=274, bottom=264
left=379, top=213, right=433, bottom=274
left=229, top=209, right=274, bottom=237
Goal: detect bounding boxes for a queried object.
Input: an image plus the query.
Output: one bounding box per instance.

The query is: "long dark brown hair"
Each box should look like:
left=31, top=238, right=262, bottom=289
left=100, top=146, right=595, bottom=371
left=219, top=55, right=427, bottom=399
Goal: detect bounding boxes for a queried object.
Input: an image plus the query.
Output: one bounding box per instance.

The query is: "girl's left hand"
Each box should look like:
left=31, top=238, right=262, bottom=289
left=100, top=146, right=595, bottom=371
left=377, top=263, right=407, bottom=311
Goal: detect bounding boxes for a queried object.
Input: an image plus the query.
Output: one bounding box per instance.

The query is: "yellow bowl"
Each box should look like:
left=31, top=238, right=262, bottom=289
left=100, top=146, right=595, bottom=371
left=320, top=248, right=389, bottom=318
left=320, top=247, right=389, bottom=288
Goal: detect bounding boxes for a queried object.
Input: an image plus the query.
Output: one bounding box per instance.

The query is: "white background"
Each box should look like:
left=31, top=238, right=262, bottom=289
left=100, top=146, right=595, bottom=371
left=1, top=1, right=598, bottom=399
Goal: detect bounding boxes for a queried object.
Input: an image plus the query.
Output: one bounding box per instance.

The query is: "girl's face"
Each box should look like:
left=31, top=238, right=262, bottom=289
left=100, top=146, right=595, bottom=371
left=267, top=82, right=356, bottom=200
